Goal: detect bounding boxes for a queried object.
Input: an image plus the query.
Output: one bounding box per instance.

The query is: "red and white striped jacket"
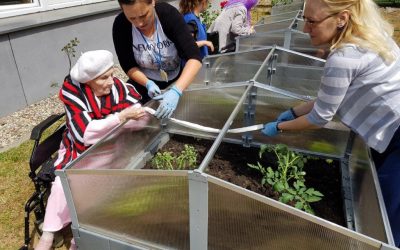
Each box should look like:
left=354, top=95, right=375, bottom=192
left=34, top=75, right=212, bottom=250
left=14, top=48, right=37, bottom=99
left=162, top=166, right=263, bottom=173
left=55, top=76, right=142, bottom=169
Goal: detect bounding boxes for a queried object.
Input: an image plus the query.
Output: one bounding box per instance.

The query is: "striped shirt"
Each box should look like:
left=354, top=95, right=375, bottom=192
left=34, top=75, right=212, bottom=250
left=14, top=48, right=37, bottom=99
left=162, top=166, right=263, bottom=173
left=56, top=76, right=141, bottom=169
left=307, top=43, right=400, bottom=153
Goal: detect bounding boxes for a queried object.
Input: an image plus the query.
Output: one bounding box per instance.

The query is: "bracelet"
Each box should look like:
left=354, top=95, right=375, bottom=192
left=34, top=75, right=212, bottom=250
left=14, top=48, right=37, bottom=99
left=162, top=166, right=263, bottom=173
left=290, top=107, right=298, bottom=118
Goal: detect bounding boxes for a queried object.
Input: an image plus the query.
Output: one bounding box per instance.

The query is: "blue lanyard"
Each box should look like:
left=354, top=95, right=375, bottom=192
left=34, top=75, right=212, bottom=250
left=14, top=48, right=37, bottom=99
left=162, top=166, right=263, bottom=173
left=139, top=18, right=163, bottom=70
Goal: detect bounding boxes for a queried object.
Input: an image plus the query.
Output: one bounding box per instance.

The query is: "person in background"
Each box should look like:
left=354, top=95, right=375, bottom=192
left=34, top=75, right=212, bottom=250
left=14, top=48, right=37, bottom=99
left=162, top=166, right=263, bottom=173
left=35, top=50, right=149, bottom=250
left=113, top=0, right=202, bottom=119
left=208, top=0, right=257, bottom=52
left=180, top=0, right=214, bottom=59
left=261, top=0, right=400, bottom=246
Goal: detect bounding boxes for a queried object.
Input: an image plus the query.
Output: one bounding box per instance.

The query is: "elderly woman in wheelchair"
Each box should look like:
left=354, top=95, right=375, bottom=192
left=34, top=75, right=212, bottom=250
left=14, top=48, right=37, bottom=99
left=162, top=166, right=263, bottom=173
left=35, top=50, right=149, bottom=250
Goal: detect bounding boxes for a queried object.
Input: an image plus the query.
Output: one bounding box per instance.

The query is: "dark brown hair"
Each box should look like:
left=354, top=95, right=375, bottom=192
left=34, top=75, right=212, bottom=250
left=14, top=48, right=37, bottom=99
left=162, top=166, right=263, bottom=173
left=179, top=0, right=204, bottom=14
left=118, top=0, right=152, bottom=5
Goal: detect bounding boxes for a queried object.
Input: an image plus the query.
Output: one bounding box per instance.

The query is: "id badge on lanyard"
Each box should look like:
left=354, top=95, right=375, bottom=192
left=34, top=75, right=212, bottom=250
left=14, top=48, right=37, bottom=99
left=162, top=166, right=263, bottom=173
left=140, top=18, right=169, bottom=82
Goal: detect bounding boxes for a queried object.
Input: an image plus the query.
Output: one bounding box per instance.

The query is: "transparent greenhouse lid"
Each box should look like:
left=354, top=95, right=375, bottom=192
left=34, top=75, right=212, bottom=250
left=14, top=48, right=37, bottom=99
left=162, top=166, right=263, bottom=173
left=256, top=10, right=300, bottom=25
left=63, top=46, right=347, bottom=171
left=56, top=32, right=395, bottom=248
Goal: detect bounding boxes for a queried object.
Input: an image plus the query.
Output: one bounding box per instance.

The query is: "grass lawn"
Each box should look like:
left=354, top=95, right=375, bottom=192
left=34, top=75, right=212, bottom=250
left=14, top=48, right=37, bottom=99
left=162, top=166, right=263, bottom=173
left=0, top=140, right=35, bottom=249
left=0, top=119, right=65, bottom=250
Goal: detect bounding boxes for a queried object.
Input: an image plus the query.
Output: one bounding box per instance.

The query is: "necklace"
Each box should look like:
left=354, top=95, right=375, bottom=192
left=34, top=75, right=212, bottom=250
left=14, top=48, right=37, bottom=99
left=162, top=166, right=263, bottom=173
left=139, top=17, right=169, bottom=82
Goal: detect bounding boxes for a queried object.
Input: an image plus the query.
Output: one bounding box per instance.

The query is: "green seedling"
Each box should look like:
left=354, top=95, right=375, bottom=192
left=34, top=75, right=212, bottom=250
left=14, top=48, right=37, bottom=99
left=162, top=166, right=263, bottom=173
left=248, top=144, right=323, bottom=214
left=176, top=145, right=198, bottom=170
left=151, top=151, right=174, bottom=170
left=151, top=144, right=198, bottom=170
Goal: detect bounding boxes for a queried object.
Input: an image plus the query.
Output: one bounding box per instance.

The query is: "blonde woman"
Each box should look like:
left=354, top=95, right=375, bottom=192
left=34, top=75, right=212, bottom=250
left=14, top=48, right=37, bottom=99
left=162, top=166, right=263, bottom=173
left=261, top=0, right=400, bottom=246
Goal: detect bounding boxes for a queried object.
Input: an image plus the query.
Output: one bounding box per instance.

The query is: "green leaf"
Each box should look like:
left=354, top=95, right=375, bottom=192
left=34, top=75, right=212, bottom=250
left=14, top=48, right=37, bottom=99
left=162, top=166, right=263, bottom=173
left=281, top=193, right=294, bottom=203
left=295, top=201, right=304, bottom=209
left=306, top=196, right=322, bottom=202
left=273, top=182, right=285, bottom=192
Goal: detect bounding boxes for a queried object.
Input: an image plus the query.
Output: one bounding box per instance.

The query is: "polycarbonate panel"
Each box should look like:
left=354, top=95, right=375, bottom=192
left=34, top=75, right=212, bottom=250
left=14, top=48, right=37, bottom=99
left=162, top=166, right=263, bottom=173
left=289, top=31, right=314, bottom=48
left=188, top=65, right=207, bottom=87
left=254, top=20, right=293, bottom=33
left=202, top=49, right=271, bottom=85
left=236, top=30, right=322, bottom=58
left=255, top=49, right=325, bottom=98
left=171, top=84, right=348, bottom=157
left=207, top=177, right=381, bottom=250
left=68, top=101, right=161, bottom=170
left=349, top=135, right=390, bottom=243
left=257, top=10, right=299, bottom=25
left=237, top=32, right=286, bottom=51
left=246, top=87, right=348, bottom=157
left=271, top=2, right=304, bottom=15
left=168, top=85, right=246, bottom=137
left=67, top=171, right=190, bottom=249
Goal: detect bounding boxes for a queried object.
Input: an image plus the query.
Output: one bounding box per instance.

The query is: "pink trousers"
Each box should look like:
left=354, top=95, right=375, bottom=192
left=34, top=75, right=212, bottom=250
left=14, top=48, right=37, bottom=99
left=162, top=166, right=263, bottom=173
left=42, top=176, right=71, bottom=232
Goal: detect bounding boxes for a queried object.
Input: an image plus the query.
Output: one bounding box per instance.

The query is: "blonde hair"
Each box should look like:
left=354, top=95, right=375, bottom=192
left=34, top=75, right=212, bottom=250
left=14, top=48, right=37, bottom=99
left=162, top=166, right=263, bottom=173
left=323, top=0, right=395, bottom=62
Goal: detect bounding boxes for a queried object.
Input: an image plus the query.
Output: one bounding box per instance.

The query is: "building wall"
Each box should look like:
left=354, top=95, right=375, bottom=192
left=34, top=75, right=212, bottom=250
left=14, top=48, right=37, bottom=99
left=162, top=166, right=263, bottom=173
left=0, top=9, right=119, bottom=117
left=0, top=1, right=183, bottom=118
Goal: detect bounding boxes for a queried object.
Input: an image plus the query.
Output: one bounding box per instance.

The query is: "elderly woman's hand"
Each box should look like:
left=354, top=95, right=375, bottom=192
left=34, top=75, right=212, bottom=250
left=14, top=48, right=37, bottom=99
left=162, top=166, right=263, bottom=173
left=118, top=106, right=147, bottom=123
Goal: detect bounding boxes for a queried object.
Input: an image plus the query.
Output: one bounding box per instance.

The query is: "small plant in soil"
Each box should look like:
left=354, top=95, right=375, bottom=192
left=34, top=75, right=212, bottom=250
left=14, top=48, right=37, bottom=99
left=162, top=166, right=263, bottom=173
left=151, top=144, right=198, bottom=170
left=248, top=144, right=323, bottom=214
left=176, top=144, right=198, bottom=170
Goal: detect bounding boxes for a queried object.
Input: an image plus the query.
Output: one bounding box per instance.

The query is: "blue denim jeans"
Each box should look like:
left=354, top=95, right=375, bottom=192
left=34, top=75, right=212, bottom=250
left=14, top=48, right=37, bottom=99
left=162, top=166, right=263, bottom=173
left=371, top=126, right=400, bottom=247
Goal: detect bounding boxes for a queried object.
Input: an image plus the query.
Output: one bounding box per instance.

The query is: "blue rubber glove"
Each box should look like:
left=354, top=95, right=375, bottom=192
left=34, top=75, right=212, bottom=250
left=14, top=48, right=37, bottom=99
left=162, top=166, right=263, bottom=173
left=261, top=121, right=280, bottom=137
left=277, top=108, right=297, bottom=122
left=153, top=85, right=182, bottom=119
left=146, top=79, right=161, bottom=98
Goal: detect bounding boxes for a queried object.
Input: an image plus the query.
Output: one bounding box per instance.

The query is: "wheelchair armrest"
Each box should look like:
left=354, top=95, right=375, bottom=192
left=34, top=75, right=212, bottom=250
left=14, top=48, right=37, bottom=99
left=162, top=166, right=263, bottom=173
left=30, top=113, right=65, bottom=141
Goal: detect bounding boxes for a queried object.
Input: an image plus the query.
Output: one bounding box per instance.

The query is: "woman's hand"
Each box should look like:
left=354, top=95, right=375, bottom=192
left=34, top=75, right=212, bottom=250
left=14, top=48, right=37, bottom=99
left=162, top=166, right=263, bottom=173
left=118, top=106, right=146, bottom=123
left=153, top=85, right=182, bottom=119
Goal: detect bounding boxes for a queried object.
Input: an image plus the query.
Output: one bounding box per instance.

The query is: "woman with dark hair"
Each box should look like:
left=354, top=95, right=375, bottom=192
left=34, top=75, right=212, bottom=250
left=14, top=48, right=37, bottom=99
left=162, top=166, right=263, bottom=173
left=113, top=0, right=202, bottom=119
left=208, top=0, right=258, bottom=52
left=180, top=0, right=214, bottom=59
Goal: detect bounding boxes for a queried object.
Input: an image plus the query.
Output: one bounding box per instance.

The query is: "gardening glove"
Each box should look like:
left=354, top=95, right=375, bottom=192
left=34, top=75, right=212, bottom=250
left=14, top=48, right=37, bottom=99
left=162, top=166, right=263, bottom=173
left=277, top=108, right=297, bottom=122
left=153, top=85, right=182, bottom=119
left=261, top=121, right=280, bottom=137
left=146, top=79, right=161, bottom=98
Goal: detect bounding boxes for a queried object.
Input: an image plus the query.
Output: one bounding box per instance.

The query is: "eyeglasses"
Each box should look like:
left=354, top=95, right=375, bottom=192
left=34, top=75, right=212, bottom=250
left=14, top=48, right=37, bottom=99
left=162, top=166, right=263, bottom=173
left=302, top=13, right=337, bottom=26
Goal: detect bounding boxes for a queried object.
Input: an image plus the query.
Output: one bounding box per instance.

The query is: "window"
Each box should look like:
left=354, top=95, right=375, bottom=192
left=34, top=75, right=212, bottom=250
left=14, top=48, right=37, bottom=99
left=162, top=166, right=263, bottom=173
left=0, top=0, right=34, bottom=6
left=0, top=0, right=111, bottom=18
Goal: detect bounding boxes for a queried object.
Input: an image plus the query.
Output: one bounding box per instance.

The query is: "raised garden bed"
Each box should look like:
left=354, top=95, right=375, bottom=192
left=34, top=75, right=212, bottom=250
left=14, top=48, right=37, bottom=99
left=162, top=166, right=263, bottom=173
left=144, top=133, right=346, bottom=227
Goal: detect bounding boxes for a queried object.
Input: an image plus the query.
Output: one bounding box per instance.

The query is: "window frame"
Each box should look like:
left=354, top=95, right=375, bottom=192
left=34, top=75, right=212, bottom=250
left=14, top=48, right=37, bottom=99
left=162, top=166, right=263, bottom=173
left=0, top=0, right=111, bottom=19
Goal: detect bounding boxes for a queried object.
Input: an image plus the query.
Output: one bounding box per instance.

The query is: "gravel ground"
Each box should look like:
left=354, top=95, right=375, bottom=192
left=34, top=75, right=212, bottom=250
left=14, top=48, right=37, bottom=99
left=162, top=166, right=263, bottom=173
left=0, top=95, right=64, bottom=152
left=0, top=65, right=128, bottom=153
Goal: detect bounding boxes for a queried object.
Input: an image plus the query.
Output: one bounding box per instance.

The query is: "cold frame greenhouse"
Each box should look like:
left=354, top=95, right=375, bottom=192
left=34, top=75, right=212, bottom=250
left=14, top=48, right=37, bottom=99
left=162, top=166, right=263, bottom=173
left=56, top=2, right=397, bottom=250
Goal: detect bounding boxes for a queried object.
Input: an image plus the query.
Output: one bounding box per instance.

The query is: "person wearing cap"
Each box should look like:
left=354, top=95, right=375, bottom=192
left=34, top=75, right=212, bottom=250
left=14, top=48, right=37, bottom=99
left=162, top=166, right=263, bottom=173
left=35, top=50, right=149, bottom=250
left=112, top=0, right=202, bottom=119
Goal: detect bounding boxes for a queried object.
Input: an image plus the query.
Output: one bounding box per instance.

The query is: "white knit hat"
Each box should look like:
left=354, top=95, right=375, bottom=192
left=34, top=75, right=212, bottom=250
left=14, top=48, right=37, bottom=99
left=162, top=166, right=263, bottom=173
left=70, top=50, right=114, bottom=83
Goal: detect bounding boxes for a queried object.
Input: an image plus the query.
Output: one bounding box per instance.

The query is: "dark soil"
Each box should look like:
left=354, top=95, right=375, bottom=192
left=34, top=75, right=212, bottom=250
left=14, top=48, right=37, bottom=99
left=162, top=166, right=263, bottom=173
left=144, top=134, right=346, bottom=227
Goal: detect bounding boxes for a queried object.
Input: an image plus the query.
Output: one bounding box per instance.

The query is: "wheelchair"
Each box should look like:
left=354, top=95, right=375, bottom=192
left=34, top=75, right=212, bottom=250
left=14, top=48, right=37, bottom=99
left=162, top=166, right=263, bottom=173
left=20, top=113, right=66, bottom=250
